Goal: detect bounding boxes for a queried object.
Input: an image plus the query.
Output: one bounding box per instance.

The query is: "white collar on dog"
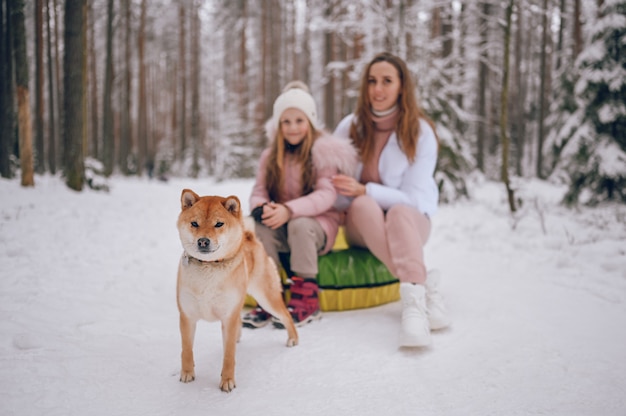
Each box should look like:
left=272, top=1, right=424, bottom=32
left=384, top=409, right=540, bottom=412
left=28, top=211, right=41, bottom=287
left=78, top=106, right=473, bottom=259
left=183, top=252, right=224, bottom=266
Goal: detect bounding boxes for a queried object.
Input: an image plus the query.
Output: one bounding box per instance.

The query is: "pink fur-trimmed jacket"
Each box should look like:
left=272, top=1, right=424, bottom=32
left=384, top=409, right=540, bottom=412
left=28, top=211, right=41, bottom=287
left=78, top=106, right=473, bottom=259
left=250, top=127, right=358, bottom=254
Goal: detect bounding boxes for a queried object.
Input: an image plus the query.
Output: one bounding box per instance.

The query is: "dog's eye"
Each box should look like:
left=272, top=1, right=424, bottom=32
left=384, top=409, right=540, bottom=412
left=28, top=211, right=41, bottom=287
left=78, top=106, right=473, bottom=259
left=215, top=221, right=224, bottom=228
left=191, top=221, right=199, bottom=228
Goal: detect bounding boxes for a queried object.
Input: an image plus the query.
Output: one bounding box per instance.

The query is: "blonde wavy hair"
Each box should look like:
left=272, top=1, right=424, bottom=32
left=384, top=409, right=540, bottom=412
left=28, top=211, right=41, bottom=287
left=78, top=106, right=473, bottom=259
left=265, top=82, right=321, bottom=202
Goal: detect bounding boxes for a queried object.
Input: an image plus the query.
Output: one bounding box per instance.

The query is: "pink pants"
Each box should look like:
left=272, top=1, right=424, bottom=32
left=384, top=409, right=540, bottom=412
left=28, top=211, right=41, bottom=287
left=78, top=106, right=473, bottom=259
left=344, top=195, right=431, bottom=284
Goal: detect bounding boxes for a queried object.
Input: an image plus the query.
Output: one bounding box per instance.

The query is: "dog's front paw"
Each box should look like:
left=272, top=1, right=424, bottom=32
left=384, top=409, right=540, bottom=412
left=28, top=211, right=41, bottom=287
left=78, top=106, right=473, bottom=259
left=220, top=377, right=236, bottom=392
left=287, top=337, right=298, bottom=347
left=180, top=370, right=195, bottom=383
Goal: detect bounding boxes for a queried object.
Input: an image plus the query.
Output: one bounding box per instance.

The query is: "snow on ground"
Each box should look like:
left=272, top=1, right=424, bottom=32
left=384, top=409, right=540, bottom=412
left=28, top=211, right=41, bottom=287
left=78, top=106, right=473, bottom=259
left=1, top=174, right=625, bottom=416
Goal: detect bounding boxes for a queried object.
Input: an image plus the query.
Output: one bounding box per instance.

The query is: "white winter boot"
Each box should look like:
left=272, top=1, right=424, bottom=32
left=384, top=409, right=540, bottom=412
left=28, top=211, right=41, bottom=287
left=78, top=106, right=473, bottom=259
left=399, top=283, right=432, bottom=347
left=425, top=270, right=451, bottom=330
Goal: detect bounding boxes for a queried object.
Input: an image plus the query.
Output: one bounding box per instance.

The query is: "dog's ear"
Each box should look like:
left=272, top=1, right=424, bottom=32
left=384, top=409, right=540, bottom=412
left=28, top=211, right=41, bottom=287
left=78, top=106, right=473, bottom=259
left=223, top=196, right=241, bottom=217
left=181, top=189, right=200, bottom=210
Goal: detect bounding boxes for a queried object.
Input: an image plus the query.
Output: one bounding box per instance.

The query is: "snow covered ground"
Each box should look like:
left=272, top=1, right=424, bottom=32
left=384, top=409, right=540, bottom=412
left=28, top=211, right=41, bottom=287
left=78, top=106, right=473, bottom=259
left=1, top=174, right=625, bottom=416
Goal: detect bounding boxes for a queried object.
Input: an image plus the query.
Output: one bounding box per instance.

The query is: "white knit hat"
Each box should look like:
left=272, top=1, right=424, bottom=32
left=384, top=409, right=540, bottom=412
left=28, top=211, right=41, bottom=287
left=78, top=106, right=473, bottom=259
left=270, top=82, right=322, bottom=131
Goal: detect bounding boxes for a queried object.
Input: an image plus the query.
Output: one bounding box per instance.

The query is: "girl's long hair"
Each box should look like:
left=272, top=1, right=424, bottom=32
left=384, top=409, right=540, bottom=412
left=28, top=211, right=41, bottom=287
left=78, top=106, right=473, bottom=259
left=265, top=120, right=319, bottom=202
left=350, top=52, right=437, bottom=164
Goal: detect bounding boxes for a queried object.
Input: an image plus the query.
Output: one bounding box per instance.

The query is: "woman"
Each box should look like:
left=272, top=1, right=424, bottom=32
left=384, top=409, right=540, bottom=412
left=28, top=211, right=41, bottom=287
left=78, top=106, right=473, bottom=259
left=331, top=52, right=450, bottom=347
left=245, top=81, right=357, bottom=328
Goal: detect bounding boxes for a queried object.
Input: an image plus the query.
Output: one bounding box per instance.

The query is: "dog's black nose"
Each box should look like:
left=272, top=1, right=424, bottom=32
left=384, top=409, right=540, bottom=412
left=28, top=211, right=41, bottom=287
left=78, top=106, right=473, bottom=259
left=197, top=238, right=210, bottom=250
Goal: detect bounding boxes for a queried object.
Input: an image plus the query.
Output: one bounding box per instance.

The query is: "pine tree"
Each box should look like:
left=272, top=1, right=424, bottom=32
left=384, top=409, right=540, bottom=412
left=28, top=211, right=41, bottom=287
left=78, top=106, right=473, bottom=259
left=560, top=0, right=626, bottom=205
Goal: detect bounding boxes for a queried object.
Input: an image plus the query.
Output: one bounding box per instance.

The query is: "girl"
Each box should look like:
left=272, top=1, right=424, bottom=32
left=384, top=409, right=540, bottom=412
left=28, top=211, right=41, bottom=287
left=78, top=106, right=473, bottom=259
left=244, top=81, right=357, bottom=328
left=331, top=52, right=450, bottom=347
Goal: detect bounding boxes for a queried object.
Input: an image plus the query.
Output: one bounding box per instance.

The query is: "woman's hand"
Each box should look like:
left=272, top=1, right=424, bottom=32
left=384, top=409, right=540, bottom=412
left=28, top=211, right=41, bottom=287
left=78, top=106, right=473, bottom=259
left=262, top=202, right=291, bottom=229
left=332, top=174, right=366, bottom=197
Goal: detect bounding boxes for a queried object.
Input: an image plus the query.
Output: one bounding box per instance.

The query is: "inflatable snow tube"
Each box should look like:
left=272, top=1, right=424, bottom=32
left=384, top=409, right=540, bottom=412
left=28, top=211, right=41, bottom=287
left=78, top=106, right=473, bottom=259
left=316, top=247, right=400, bottom=311
left=245, top=227, right=399, bottom=311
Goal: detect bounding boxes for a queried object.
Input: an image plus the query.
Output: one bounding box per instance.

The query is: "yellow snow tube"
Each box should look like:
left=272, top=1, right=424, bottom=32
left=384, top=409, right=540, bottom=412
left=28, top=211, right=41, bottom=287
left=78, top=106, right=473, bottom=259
left=246, top=227, right=399, bottom=311
left=316, top=247, right=400, bottom=311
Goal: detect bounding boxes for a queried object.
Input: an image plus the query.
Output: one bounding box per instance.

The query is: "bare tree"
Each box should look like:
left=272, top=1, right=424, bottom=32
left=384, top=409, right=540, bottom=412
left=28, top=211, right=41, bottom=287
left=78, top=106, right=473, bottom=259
left=237, top=0, right=248, bottom=123
left=501, top=0, right=517, bottom=212
left=102, top=0, right=114, bottom=176
left=536, top=0, right=549, bottom=178
left=137, top=0, right=147, bottom=176
left=190, top=0, right=200, bottom=177
left=555, top=0, right=566, bottom=70
left=0, top=0, right=16, bottom=179
left=45, top=0, right=57, bottom=174
left=35, top=0, right=45, bottom=173
left=52, top=0, right=62, bottom=168
left=323, top=2, right=336, bottom=130
left=177, top=1, right=187, bottom=162
left=119, top=0, right=133, bottom=174
left=63, top=0, right=86, bottom=190
left=573, top=0, right=582, bottom=58
left=476, top=2, right=490, bottom=173
left=88, top=1, right=98, bottom=159
left=255, top=0, right=268, bottom=130
left=11, top=0, right=35, bottom=187
left=268, top=0, right=281, bottom=110
left=511, top=0, right=528, bottom=176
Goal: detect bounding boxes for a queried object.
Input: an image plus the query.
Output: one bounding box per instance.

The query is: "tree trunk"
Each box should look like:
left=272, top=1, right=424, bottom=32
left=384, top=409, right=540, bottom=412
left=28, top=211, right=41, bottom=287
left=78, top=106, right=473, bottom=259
left=102, top=0, right=114, bottom=176
left=81, top=1, right=87, bottom=164
left=137, top=0, right=147, bottom=176
left=11, top=0, right=35, bottom=187
left=476, top=2, right=489, bottom=173
left=178, top=2, right=187, bottom=162
left=0, top=0, right=17, bottom=179
left=555, top=0, right=566, bottom=70
left=170, top=61, right=177, bottom=158
left=283, top=0, right=296, bottom=83
left=149, top=64, right=160, bottom=176
left=119, top=0, right=132, bottom=174
left=53, top=0, right=62, bottom=167
left=501, top=0, right=516, bottom=213
left=269, top=0, right=280, bottom=110
left=35, top=0, right=45, bottom=173
left=88, top=1, right=98, bottom=159
left=573, top=0, right=582, bottom=58
left=45, top=0, right=57, bottom=174
left=431, top=5, right=441, bottom=42
left=63, top=0, right=85, bottom=191
left=441, top=3, right=453, bottom=59
left=512, top=0, right=526, bottom=176
left=289, top=0, right=299, bottom=81
left=455, top=1, right=466, bottom=119
left=536, top=0, right=548, bottom=179
left=323, top=3, right=335, bottom=131
left=190, top=0, right=200, bottom=177
left=237, top=0, right=247, bottom=123
left=255, top=1, right=267, bottom=129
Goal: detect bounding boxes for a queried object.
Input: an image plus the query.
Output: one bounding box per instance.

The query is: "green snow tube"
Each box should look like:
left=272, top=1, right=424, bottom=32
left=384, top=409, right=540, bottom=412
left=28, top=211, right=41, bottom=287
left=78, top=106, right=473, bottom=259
left=245, top=247, right=399, bottom=311
left=316, top=248, right=399, bottom=311
left=245, top=227, right=400, bottom=311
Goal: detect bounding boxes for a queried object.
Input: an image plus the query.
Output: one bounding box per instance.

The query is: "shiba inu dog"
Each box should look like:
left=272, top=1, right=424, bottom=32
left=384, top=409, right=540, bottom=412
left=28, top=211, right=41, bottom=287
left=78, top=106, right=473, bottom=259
left=176, top=189, right=298, bottom=392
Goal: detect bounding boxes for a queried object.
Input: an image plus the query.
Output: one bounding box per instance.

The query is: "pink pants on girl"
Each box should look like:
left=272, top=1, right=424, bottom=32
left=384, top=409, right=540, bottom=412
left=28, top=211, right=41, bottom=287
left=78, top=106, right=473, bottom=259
left=344, top=195, right=431, bottom=284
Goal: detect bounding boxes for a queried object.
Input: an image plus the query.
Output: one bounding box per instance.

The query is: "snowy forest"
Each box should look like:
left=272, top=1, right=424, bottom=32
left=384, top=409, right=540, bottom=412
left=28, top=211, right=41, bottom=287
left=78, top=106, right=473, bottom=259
left=0, top=0, right=624, bottom=207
